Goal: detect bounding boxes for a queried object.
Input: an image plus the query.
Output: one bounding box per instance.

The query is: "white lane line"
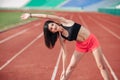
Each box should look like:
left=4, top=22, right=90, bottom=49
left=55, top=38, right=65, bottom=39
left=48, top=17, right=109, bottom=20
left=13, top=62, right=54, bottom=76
left=102, top=54, right=118, bottom=80
left=34, top=23, right=41, bottom=27
left=78, top=16, right=89, bottom=28
left=96, top=16, right=120, bottom=29
left=0, top=29, right=29, bottom=44
left=78, top=15, right=118, bottom=79
left=51, top=48, right=63, bottom=80
left=0, top=23, right=41, bottom=44
left=0, top=32, right=43, bottom=70
left=87, top=15, right=118, bottom=79
left=88, top=16, right=120, bottom=40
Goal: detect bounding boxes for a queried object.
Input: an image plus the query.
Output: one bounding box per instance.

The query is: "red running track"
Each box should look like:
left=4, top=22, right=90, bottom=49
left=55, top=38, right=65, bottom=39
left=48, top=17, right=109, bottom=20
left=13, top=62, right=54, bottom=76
left=0, top=11, right=120, bottom=80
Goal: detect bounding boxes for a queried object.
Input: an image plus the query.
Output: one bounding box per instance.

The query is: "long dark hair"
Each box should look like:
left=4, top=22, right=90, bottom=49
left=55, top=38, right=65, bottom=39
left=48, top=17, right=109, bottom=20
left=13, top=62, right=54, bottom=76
left=43, top=20, right=59, bottom=49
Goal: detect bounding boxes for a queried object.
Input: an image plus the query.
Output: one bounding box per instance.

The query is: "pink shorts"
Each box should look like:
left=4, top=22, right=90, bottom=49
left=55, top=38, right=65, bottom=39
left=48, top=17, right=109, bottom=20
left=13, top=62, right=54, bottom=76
left=75, top=34, right=100, bottom=53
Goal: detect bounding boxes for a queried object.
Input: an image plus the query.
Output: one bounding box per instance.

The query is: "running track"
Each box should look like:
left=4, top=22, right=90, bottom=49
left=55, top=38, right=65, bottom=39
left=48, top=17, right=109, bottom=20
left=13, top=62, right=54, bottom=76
left=0, top=11, right=120, bottom=80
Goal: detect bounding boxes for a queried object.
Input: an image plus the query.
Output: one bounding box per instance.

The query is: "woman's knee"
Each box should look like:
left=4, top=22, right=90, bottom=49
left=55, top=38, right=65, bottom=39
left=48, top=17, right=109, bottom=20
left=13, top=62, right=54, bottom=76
left=97, top=64, right=105, bottom=70
left=68, top=64, right=76, bottom=71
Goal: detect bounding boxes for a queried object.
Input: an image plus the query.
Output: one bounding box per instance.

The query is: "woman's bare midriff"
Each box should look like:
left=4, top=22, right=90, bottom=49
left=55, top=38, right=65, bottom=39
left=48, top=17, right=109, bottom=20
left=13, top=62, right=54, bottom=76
left=76, top=26, right=91, bottom=42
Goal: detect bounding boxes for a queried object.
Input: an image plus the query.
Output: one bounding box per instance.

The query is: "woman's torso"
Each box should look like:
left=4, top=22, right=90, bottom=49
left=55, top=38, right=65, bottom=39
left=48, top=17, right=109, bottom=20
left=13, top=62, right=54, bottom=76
left=61, top=22, right=91, bottom=42
left=76, top=26, right=91, bottom=42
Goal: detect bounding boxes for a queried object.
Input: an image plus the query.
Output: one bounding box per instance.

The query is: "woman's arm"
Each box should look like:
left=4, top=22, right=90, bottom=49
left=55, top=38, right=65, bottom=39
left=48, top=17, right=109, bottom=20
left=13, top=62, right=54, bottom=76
left=59, top=33, right=67, bottom=71
left=59, top=33, right=68, bottom=79
left=21, top=13, right=73, bottom=24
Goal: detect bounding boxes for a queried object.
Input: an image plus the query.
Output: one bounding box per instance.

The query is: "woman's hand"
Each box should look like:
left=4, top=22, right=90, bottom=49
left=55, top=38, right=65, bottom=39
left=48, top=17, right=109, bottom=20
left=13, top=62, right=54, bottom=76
left=21, top=13, right=31, bottom=20
left=60, top=70, right=66, bottom=80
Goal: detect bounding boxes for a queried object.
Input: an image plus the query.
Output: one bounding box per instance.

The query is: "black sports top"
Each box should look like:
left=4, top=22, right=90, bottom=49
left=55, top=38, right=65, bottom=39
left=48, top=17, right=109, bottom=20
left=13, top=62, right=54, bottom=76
left=61, top=23, right=81, bottom=41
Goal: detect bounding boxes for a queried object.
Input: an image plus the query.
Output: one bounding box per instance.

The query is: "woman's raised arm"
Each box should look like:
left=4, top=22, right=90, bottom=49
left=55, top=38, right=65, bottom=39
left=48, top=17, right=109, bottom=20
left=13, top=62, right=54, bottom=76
left=59, top=32, right=68, bottom=80
left=21, top=13, right=72, bottom=24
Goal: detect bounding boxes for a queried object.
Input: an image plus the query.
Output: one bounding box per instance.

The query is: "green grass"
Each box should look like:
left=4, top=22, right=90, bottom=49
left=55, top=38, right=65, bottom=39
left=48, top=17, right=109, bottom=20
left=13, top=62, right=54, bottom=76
left=0, top=11, right=55, bottom=31
left=0, top=12, right=34, bottom=31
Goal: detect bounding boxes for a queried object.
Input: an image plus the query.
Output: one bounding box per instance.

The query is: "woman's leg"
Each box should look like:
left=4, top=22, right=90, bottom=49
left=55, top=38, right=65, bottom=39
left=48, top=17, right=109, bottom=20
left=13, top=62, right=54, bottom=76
left=92, top=47, right=110, bottom=80
left=65, top=50, right=84, bottom=80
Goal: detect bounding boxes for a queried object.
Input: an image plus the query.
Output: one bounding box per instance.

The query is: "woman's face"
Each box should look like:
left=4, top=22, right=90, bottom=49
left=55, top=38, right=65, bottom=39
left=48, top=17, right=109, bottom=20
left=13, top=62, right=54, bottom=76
left=48, top=22, right=62, bottom=33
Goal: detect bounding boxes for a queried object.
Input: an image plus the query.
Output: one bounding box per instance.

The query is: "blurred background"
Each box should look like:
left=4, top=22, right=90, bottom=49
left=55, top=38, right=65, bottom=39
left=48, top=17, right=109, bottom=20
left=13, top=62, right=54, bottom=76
left=0, top=1, right=120, bottom=80
left=0, top=0, right=120, bottom=13
left=0, top=0, right=120, bottom=31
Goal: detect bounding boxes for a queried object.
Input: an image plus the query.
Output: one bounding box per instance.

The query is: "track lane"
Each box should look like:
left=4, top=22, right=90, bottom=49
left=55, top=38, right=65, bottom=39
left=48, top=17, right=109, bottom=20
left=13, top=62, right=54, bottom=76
left=93, top=13, right=120, bottom=24
left=88, top=14, right=120, bottom=36
left=0, top=11, right=120, bottom=80
left=0, top=20, right=42, bottom=67
left=0, top=20, right=38, bottom=40
left=79, top=12, right=120, bottom=79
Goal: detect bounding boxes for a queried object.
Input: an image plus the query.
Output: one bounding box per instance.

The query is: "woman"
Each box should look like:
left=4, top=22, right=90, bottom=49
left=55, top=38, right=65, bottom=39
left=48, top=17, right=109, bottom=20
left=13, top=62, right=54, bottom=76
left=21, top=13, right=110, bottom=80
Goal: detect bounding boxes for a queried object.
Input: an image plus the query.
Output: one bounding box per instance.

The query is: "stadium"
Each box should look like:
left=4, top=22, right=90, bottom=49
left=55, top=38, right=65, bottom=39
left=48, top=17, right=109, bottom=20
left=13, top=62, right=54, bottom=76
left=0, top=0, right=120, bottom=80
